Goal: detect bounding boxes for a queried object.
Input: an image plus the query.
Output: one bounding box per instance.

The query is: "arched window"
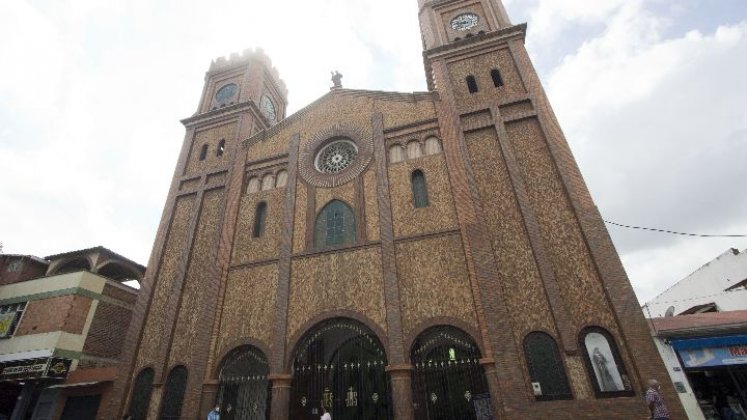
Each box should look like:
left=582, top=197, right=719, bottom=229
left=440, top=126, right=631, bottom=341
left=424, top=137, right=442, bottom=155
left=216, top=139, right=226, bottom=157
left=159, top=366, right=188, bottom=420
left=491, top=69, right=504, bottom=87
left=218, top=346, right=270, bottom=419
left=199, top=144, right=208, bottom=161
left=261, top=174, right=275, bottom=191
left=407, top=141, right=422, bottom=159
left=314, top=200, right=356, bottom=249
left=466, top=75, right=479, bottom=93
left=389, top=144, right=404, bottom=163
left=246, top=177, right=261, bottom=194
left=411, top=170, right=429, bottom=208
left=411, top=326, right=491, bottom=419
left=275, top=170, right=288, bottom=188
left=253, top=202, right=267, bottom=238
left=580, top=327, right=634, bottom=397
left=523, top=332, right=572, bottom=401
left=127, top=368, right=154, bottom=420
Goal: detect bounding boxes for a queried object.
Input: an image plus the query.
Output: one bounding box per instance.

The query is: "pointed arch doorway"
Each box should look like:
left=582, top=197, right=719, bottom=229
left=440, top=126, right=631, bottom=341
left=290, top=318, right=392, bottom=420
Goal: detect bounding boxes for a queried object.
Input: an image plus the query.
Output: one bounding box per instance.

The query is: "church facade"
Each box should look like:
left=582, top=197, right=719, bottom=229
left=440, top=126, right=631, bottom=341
left=105, top=0, right=685, bottom=419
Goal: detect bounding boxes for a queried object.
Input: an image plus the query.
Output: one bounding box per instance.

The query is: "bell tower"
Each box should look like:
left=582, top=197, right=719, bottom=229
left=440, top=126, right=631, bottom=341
left=415, top=0, right=686, bottom=418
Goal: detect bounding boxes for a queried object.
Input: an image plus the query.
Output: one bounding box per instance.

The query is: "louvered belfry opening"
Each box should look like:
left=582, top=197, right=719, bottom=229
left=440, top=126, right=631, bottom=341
left=411, top=326, right=492, bottom=420
left=290, top=318, right=392, bottom=420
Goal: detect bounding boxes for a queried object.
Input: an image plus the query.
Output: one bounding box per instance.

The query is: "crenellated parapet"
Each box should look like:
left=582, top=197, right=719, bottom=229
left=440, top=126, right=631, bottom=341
left=209, top=48, right=288, bottom=98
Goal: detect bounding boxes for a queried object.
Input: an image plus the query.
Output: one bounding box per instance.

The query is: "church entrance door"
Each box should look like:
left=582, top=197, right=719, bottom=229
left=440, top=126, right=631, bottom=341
left=290, top=318, right=392, bottom=420
left=411, top=326, right=493, bottom=420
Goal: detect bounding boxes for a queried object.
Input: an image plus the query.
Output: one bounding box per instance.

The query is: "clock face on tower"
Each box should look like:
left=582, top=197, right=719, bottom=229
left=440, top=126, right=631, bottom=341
left=260, top=95, right=276, bottom=121
left=215, top=83, right=238, bottom=106
left=450, top=13, right=479, bottom=31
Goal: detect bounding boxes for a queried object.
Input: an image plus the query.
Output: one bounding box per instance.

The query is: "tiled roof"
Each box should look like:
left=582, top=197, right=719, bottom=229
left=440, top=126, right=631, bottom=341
left=650, top=310, right=747, bottom=336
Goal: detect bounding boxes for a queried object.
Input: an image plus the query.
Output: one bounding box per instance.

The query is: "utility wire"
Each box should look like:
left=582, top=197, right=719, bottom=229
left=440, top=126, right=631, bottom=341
left=604, top=220, right=747, bottom=238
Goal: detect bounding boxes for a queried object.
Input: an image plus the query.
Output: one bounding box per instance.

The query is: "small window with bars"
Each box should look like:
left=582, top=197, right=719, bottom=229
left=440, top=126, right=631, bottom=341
left=0, top=302, right=27, bottom=338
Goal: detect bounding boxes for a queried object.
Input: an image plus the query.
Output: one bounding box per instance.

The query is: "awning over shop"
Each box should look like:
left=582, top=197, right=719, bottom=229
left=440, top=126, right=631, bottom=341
left=47, top=381, right=102, bottom=389
left=670, top=334, right=747, bottom=351
left=671, top=335, right=747, bottom=368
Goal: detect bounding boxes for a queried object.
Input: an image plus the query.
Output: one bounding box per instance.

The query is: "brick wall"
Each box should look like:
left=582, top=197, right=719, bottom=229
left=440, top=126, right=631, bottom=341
left=83, top=302, right=133, bottom=360
left=15, top=295, right=92, bottom=336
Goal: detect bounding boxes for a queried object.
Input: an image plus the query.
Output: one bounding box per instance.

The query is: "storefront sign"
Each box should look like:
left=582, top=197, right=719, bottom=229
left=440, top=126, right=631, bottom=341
left=678, top=345, right=747, bottom=368
left=0, top=357, right=72, bottom=380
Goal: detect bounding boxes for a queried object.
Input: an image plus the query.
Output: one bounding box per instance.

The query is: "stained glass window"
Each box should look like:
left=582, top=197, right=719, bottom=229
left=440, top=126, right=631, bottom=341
left=159, top=366, right=188, bottom=420
left=523, top=332, right=572, bottom=401
left=411, top=170, right=429, bottom=208
left=253, top=202, right=267, bottom=238
left=314, top=200, right=356, bottom=249
left=128, top=368, right=154, bottom=420
left=315, top=140, right=358, bottom=174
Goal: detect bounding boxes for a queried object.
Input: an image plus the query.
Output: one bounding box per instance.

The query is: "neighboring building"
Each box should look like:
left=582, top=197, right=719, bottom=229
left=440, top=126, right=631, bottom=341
left=104, top=1, right=684, bottom=419
left=650, top=312, right=747, bottom=420
left=0, top=247, right=143, bottom=420
left=645, top=248, right=747, bottom=318
left=644, top=248, right=747, bottom=419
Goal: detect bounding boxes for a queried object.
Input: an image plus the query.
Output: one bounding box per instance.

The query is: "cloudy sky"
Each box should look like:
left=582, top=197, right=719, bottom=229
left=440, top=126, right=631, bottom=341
left=1, top=0, right=746, bottom=304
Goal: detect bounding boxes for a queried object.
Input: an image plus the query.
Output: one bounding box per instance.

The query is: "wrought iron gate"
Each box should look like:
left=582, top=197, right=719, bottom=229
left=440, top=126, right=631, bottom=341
left=290, top=319, right=392, bottom=420
left=217, top=346, right=270, bottom=420
left=411, top=326, right=493, bottom=420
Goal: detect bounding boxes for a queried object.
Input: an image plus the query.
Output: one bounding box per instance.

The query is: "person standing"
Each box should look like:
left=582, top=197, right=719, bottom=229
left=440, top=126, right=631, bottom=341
left=207, top=404, right=220, bottom=420
left=645, top=379, right=670, bottom=420
left=320, top=406, right=331, bottom=420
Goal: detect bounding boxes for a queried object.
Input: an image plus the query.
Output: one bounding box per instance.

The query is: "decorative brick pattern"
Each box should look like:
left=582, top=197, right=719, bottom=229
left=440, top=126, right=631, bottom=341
left=286, top=247, right=387, bottom=344
left=499, top=100, right=533, bottom=119
left=396, top=233, right=477, bottom=336
left=388, top=154, right=458, bottom=238
left=219, top=264, right=278, bottom=356
left=463, top=127, right=555, bottom=339
left=231, top=189, right=283, bottom=265
left=185, top=122, right=237, bottom=176
left=446, top=47, right=526, bottom=113
left=136, top=195, right=196, bottom=371
left=363, top=168, right=380, bottom=241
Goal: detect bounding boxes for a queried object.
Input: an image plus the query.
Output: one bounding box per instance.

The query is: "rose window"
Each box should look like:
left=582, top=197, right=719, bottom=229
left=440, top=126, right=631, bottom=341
left=315, top=140, right=358, bottom=174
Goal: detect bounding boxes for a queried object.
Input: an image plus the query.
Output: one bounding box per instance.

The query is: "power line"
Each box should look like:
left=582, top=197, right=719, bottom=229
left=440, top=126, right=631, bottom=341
left=603, top=220, right=747, bottom=238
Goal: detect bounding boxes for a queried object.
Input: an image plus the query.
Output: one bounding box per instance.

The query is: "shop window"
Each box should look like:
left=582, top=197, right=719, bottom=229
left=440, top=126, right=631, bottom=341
left=127, top=368, right=155, bottom=420
left=217, top=139, right=226, bottom=157
left=466, top=75, right=479, bottom=93
left=580, top=327, right=634, bottom=397
left=523, top=332, right=572, bottom=401
left=159, top=366, right=188, bottom=419
left=314, top=200, right=356, bottom=249
left=0, top=302, right=26, bottom=338
left=411, top=170, right=430, bottom=209
left=491, top=69, right=504, bottom=87
left=199, top=144, right=208, bottom=161
left=253, top=202, right=267, bottom=238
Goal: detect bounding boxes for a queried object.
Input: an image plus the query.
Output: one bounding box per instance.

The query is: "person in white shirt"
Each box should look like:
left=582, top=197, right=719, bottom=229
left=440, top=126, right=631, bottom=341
left=320, top=406, right=331, bottom=420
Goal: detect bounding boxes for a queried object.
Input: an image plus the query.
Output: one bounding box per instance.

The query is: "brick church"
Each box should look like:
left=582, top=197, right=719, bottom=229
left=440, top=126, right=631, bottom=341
left=105, top=0, right=685, bottom=419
